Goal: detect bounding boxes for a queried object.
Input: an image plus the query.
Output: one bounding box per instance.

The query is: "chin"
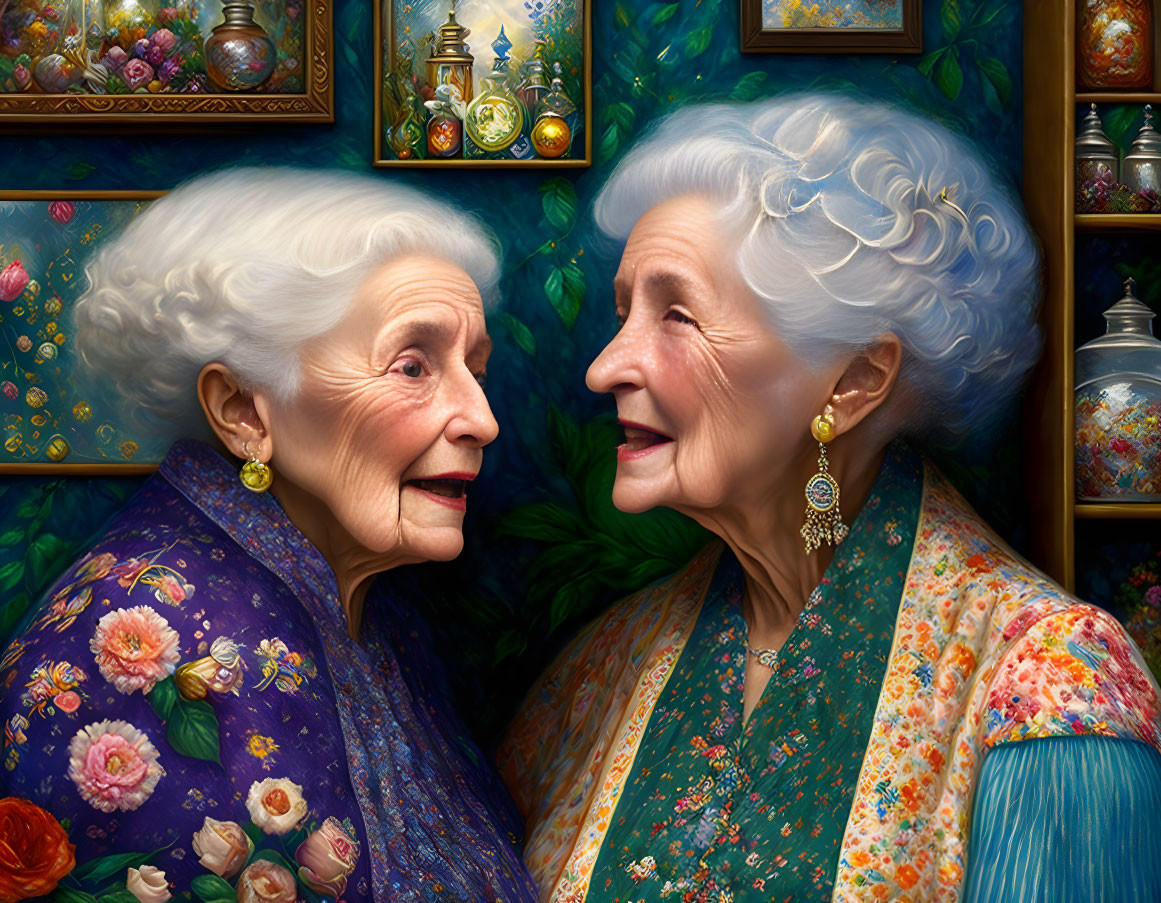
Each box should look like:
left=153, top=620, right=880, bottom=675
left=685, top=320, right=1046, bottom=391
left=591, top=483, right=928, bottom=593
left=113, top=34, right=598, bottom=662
left=611, top=481, right=663, bottom=515
left=403, top=527, right=466, bottom=563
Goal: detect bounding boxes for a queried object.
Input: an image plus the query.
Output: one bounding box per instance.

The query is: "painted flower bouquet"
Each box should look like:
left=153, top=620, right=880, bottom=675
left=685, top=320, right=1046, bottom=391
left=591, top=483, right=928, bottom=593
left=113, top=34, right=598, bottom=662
left=98, top=9, right=206, bottom=95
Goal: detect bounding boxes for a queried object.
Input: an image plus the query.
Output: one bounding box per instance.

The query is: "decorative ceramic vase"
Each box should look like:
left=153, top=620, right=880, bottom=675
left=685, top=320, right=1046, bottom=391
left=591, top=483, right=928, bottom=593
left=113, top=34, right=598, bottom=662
left=1075, top=278, right=1161, bottom=500
left=204, top=1, right=276, bottom=91
left=1077, top=0, right=1154, bottom=89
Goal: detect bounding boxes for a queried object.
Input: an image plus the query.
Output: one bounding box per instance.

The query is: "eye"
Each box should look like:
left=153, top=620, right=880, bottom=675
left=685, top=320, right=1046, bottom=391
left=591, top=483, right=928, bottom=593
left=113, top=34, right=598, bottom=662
left=664, top=309, right=698, bottom=327
left=391, top=358, right=425, bottom=378
left=473, top=371, right=487, bottom=389
left=615, top=308, right=628, bottom=328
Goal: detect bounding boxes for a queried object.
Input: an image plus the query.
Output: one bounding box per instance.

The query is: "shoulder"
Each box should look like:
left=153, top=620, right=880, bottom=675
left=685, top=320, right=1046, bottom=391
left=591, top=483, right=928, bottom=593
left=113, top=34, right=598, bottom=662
left=901, top=464, right=1161, bottom=751
left=0, top=473, right=325, bottom=861
left=983, top=599, right=1161, bottom=751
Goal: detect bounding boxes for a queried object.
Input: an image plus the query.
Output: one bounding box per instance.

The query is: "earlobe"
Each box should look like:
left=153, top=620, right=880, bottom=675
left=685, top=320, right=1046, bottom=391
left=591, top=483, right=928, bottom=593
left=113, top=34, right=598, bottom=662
left=197, top=363, right=273, bottom=462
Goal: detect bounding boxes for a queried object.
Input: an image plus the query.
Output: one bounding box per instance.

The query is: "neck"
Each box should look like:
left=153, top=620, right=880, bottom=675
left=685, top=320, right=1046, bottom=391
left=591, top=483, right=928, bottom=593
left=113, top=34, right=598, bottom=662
left=269, top=480, right=414, bottom=639
left=687, top=437, right=888, bottom=650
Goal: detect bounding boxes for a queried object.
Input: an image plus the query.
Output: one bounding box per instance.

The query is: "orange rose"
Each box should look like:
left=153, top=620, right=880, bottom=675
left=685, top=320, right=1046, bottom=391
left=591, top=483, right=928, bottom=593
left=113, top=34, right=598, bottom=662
left=0, top=797, right=75, bottom=902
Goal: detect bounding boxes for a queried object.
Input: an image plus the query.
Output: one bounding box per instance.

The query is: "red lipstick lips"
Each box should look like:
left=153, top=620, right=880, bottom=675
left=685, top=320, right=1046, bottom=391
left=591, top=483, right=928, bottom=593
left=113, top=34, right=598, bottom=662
left=617, top=419, right=673, bottom=461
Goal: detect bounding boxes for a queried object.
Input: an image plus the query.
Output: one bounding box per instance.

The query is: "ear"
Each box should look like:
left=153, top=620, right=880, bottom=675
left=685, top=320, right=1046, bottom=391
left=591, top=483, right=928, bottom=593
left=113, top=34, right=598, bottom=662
left=197, top=363, right=275, bottom=462
left=827, top=334, right=902, bottom=438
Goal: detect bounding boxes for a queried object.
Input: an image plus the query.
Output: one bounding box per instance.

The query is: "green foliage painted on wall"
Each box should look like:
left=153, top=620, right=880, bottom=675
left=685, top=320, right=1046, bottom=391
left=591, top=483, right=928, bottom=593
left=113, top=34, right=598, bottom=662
left=0, top=0, right=1025, bottom=739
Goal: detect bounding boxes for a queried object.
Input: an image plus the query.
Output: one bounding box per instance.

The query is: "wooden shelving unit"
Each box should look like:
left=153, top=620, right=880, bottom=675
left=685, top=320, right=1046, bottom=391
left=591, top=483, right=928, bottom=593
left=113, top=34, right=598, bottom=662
left=1024, top=1, right=1161, bottom=591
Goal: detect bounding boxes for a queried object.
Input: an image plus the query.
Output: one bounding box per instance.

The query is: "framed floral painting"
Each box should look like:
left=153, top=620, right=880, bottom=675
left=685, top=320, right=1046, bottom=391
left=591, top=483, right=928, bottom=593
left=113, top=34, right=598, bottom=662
left=741, top=0, right=921, bottom=54
left=0, top=192, right=165, bottom=474
left=0, top=0, right=332, bottom=122
left=374, top=0, right=591, bottom=166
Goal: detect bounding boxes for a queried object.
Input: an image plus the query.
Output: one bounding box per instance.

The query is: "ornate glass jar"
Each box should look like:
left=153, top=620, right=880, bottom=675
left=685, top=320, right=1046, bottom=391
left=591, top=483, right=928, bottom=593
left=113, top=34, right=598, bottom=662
left=1123, top=105, right=1161, bottom=199
left=1077, top=0, right=1154, bottom=89
left=1075, top=278, right=1161, bottom=500
left=464, top=28, right=525, bottom=157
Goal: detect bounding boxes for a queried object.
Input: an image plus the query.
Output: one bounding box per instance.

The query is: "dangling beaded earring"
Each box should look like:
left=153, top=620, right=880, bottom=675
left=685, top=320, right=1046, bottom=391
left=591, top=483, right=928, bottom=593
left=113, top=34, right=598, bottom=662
left=800, top=412, right=847, bottom=555
left=239, top=443, right=273, bottom=493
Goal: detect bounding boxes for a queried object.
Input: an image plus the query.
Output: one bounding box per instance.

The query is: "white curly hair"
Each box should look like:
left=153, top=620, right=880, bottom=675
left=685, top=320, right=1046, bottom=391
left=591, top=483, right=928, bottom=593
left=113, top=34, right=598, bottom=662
left=593, top=95, right=1042, bottom=442
left=73, top=167, right=501, bottom=442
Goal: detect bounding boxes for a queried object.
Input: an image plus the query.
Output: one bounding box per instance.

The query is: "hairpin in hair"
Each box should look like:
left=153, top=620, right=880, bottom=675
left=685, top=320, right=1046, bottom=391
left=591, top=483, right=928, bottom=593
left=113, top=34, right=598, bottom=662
left=938, top=186, right=968, bottom=223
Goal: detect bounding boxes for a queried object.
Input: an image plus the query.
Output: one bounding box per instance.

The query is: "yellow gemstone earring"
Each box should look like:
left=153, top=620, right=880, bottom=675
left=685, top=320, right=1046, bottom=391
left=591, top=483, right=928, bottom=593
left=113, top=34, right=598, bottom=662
left=239, top=445, right=273, bottom=493
left=801, top=412, right=847, bottom=554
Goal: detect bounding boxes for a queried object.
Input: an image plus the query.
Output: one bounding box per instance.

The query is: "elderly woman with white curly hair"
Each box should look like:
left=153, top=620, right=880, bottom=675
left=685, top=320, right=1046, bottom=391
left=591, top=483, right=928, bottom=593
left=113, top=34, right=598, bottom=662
left=0, top=170, right=539, bottom=902
left=500, top=96, right=1161, bottom=902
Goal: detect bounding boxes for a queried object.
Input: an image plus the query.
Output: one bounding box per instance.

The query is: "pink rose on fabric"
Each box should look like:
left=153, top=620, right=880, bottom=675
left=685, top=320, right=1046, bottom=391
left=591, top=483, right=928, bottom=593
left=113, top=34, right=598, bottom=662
left=122, top=58, right=153, bottom=89
left=191, top=817, right=252, bottom=879
left=0, top=261, right=30, bottom=302
left=67, top=719, right=164, bottom=812
left=90, top=605, right=180, bottom=695
left=236, top=860, right=297, bottom=903
left=295, top=817, right=361, bottom=896
left=53, top=691, right=81, bottom=713
left=48, top=201, right=75, bottom=224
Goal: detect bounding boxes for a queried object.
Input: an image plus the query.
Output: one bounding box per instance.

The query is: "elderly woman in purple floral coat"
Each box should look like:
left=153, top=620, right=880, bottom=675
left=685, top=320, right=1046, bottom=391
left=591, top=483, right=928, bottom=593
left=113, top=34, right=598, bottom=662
left=0, top=169, right=538, bottom=903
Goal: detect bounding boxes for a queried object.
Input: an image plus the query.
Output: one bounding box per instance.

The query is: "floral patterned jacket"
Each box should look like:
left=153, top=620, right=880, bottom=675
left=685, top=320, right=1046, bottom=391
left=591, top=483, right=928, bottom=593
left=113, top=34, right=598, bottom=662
left=499, top=451, right=1161, bottom=903
left=0, top=440, right=537, bottom=903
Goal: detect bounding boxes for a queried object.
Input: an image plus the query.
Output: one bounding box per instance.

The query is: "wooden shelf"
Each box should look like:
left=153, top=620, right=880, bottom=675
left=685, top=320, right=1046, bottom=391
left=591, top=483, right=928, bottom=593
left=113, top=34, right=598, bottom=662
left=1075, top=503, right=1161, bottom=519
left=1076, top=92, right=1161, bottom=103
left=1075, top=214, right=1161, bottom=231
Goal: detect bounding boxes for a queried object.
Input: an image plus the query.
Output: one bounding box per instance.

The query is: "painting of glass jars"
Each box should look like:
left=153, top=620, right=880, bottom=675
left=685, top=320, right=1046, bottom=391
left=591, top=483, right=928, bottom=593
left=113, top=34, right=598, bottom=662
left=0, top=0, right=331, bottom=121
left=0, top=194, right=163, bottom=471
left=375, top=0, right=590, bottom=166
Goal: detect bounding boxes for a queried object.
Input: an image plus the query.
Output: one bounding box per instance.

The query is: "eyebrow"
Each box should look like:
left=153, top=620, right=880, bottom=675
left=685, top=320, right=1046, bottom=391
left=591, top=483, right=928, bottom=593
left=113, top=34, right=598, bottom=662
left=614, top=269, right=700, bottom=306
left=379, top=317, right=491, bottom=361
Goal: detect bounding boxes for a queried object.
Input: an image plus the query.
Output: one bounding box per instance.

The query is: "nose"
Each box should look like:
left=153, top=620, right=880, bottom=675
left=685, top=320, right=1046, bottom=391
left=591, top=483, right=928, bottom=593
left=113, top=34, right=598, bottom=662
left=446, top=370, right=500, bottom=447
left=586, top=319, right=644, bottom=396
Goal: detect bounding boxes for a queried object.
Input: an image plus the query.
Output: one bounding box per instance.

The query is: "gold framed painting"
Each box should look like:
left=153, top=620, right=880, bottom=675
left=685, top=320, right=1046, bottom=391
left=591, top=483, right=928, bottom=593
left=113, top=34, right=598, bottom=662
left=0, top=0, right=332, bottom=123
left=374, top=0, right=591, bottom=167
left=0, top=191, right=164, bottom=474
left=741, top=0, right=921, bottom=54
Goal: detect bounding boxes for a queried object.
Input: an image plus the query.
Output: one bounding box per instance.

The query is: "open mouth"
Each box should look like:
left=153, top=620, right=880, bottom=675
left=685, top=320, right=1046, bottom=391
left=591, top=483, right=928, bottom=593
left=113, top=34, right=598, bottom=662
left=404, top=473, right=475, bottom=510
left=618, top=420, right=673, bottom=460
left=408, top=478, right=468, bottom=499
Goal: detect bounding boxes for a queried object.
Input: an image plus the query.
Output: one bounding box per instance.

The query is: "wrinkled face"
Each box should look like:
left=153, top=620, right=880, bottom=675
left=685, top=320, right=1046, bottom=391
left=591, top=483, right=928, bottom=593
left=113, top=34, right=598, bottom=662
left=586, top=195, right=834, bottom=516
left=268, top=254, right=498, bottom=562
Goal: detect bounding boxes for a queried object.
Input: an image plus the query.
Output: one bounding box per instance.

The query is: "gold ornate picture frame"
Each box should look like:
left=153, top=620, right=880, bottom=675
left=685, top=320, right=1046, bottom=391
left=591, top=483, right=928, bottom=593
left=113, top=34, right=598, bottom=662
left=0, top=1, right=332, bottom=124
left=374, top=0, right=591, bottom=167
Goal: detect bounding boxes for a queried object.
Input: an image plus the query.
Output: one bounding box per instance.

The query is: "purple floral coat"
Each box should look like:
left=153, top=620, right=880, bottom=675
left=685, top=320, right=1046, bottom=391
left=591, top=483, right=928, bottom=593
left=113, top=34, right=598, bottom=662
left=0, top=440, right=537, bottom=902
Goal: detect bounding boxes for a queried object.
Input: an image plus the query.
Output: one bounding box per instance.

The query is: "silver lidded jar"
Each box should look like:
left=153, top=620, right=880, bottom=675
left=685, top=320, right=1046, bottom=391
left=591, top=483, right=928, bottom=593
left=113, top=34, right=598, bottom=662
left=1077, top=103, right=1120, bottom=185
left=1123, top=105, right=1161, bottom=198
left=1075, top=278, right=1161, bottom=500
